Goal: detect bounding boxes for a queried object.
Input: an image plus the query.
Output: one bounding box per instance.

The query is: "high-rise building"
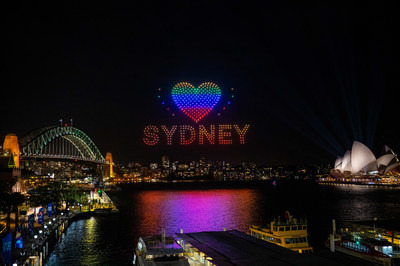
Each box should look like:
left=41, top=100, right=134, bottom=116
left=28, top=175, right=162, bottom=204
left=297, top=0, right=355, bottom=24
left=162, top=155, right=170, bottom=169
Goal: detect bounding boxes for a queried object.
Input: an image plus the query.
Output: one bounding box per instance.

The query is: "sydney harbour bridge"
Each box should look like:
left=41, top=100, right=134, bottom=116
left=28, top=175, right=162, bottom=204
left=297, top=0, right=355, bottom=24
left=20, top=126, right=105, bottom=163
left=3, top=125, right=113, bottom=178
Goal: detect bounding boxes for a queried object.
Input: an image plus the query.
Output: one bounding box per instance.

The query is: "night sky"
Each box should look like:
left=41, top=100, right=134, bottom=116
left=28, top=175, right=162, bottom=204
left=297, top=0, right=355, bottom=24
left=2, top=2, right=398, bottom=165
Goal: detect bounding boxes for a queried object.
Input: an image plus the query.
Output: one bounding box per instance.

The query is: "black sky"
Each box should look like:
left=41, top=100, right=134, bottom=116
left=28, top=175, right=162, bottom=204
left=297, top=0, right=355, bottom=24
left=2, top=1, right=398, bottom=165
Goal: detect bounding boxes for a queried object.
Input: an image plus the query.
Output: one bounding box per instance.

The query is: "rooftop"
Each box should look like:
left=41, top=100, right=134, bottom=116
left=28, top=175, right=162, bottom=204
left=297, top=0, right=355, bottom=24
left=176, top=230, right=376, bottom=265
left=140, top=235, right=184, bottom=255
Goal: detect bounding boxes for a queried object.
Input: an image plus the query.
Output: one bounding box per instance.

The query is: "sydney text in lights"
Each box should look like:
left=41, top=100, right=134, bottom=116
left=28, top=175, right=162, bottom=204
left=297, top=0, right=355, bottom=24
left=143, top=124, right=250, bottom=145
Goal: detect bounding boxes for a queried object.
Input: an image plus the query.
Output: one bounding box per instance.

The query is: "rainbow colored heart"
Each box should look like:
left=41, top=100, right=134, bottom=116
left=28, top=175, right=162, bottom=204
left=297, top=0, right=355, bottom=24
left=172, top=82, right=222, bottom=123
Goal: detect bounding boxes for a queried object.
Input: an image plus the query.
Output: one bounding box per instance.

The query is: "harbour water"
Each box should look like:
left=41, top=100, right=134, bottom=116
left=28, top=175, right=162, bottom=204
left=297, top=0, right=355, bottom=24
left=46, top=181, right=400, bottom=265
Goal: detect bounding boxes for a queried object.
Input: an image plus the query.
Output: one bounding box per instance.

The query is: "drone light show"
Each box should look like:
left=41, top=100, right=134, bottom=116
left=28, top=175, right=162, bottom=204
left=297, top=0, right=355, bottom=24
left=143, top=124, right=250, bottom=145
left=172, top=82, right=221, bottom=123
left=143, top=82, right=250, bottom=146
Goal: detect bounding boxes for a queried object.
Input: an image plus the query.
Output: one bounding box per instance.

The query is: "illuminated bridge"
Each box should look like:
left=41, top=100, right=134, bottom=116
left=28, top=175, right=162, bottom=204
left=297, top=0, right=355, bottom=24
left=19, top=126, right=106, bottom=164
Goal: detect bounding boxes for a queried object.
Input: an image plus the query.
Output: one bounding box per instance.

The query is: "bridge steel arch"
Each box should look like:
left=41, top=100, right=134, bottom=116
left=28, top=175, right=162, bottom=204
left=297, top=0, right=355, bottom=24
left=19, top=126, right=105, bottom=163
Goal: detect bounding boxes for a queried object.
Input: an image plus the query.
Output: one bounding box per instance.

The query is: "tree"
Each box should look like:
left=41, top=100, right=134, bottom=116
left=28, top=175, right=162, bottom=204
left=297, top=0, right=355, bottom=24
left=11, top=192, right=25, bottom=230
left=28, top=181, right=64, bottom=215
left=29, top=182, right=86, bottom=214
left=0, top=177, right=25, bottom=232
left=29, top=185, right=51, bottom=211
left=62, top=185, right=85, bottom=210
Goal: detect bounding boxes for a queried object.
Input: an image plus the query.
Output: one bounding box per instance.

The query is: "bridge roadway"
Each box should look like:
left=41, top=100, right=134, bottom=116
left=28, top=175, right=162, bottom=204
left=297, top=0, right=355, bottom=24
left=21, top=154, right=109, bottom=165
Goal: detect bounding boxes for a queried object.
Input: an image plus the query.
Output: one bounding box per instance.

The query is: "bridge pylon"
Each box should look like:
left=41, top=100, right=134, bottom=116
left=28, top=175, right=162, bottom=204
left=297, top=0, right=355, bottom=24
left=105, top=152, right=114, bottom=178
left=2, top=133, right=20, bottom=168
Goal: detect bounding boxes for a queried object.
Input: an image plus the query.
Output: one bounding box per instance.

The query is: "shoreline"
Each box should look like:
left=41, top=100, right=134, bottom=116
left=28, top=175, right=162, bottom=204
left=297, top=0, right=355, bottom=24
left=108, top=179, right=295, bottom=191
left=106, top=179, right=400, bottom=193
left=11, top=209, right=118, bottom=265
left=316, top=180, right=400, bottom=187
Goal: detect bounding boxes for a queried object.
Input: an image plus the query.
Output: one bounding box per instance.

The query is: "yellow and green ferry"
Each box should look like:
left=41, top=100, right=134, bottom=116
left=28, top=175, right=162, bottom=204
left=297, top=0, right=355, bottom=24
left=249, top=211, right=313, bottom=254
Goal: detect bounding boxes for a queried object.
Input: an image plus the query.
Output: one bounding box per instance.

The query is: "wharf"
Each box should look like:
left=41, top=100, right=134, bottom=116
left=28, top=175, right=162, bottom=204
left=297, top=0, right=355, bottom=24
left=176, top=230, right=377, bottom=265
left=6, top=208, right=118, bottom=266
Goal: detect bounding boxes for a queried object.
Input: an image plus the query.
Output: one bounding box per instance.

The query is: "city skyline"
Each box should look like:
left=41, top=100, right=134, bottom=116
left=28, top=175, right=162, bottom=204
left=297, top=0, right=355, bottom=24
left=2, top=2, right=398, bottom=165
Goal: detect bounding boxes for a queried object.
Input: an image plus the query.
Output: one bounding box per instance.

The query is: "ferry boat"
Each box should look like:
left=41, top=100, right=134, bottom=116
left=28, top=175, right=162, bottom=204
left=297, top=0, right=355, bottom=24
left=327, top=221, right=400, bottom=266
left=249, top=211, right=313, bottom=254
left=133, top=232, right=189, bottom=265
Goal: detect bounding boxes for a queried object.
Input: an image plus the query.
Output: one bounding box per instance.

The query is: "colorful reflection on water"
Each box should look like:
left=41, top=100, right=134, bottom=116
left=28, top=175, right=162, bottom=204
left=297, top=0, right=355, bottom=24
left=135, top=189, right=257, bottom=236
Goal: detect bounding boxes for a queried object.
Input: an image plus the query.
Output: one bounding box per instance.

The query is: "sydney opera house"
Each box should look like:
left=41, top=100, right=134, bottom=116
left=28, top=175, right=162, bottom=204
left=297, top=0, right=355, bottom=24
left=328, top=141, right=400, bottom=184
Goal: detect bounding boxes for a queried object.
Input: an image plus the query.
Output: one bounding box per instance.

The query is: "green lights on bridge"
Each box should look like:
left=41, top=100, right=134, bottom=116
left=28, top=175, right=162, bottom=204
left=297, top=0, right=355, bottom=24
left=19, top=126, right=105, bottom=163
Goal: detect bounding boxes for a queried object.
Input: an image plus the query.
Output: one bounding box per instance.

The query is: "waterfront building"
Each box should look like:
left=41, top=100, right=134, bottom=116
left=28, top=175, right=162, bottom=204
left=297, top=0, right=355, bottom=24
left=175, top=230, right=371, bottom=265
left=329, top=141, right=399, bottom=184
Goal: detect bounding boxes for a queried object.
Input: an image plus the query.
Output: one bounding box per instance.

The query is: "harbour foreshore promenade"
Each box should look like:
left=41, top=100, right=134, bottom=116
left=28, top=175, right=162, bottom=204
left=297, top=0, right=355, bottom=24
left=2, top=205, right=118, bottom=266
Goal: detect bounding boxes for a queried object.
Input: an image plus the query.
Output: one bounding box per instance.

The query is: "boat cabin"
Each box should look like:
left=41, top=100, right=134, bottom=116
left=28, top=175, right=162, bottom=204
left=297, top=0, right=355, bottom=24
left=249, top=213, right=313, bottom=254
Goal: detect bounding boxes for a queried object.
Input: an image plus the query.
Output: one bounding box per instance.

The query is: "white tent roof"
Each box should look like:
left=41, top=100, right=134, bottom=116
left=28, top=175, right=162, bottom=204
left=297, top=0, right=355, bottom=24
left=350, top=141, right=377, bottom=174
left=342, top=150, right=352, bottom=172
left=384, top=163, right=400, bottom=174
left=334, top=157, right=343, bottom=171
left=377, top=154, right=395, bottom=167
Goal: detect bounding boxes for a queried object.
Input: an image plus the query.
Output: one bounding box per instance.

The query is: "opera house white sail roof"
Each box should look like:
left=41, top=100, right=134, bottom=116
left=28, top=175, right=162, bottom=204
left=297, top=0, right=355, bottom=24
left=333, top=141, right=399, bottom=175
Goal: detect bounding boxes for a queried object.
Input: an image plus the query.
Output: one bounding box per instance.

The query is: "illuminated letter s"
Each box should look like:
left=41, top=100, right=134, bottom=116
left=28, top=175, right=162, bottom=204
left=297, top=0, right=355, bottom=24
left=143, top=125, right=159, bottom=146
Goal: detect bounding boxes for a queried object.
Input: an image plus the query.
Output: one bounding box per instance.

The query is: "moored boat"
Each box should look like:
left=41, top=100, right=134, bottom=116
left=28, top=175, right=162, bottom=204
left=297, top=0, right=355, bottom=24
left=133, top=231, right=189, bottom=265
left=326, top=220, right=400, bottom=266
left=249, top=211, right=313, bottom=254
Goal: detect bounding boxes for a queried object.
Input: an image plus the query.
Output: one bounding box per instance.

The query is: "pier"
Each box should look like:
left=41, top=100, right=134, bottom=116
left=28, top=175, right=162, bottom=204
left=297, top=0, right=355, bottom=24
left=0, top=189, right=118, bottom=266
left=175, top=230, right=378, bottom=265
